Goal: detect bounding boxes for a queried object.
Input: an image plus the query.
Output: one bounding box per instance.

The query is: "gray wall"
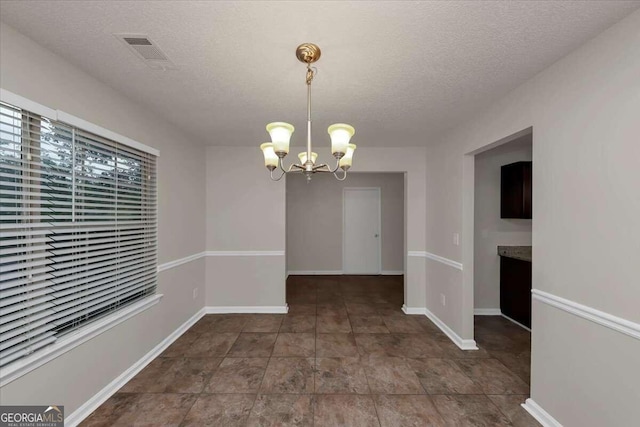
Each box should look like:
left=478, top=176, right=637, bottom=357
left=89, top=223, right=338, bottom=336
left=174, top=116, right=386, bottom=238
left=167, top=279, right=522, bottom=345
left=474, top=136, right=532, bottom=310
left=205, top=146, right=286, bottom=308
left=0, top=23, right=207, bottom=413
left=287, top=172, right=404, bottom=273
left=205, top=146, right=427, bottom=310
left=425, top=10, right=640, bottom=426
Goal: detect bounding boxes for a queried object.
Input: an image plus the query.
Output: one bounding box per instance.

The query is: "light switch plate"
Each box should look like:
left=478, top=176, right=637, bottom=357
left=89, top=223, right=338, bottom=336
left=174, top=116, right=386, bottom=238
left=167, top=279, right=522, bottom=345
left=453, top=233, right=460, bottom=246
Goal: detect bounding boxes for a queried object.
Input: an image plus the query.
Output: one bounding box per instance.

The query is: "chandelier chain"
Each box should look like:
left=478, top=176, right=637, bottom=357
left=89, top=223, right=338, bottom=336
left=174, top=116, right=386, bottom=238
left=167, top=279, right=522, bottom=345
left=305, top=65, right=316, bottom=85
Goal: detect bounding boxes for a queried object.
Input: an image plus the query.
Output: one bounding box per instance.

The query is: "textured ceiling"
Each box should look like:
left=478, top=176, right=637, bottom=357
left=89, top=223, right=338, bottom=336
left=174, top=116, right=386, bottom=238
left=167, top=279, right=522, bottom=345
left=1, top=1, right=638, bottom=147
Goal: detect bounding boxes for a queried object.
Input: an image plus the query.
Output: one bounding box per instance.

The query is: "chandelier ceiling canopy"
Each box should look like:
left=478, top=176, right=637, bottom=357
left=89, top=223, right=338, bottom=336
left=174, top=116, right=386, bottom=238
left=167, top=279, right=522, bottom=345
left=260, top=43, right=356, bottom=182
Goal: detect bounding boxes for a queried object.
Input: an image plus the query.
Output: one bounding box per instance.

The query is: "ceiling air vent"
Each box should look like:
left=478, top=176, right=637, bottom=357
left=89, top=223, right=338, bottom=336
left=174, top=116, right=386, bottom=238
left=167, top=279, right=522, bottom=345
left=114, top=33, right=176, bottom=70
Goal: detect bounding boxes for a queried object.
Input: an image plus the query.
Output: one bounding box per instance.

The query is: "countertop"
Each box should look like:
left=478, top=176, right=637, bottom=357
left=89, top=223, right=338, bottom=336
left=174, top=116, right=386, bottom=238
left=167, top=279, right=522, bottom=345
left=497, top=246, right=532, bottom=262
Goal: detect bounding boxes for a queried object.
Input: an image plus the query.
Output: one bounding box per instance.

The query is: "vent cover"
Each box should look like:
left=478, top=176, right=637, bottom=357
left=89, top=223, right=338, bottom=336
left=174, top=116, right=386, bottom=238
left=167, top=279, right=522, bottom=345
left=114, top=33, right=176, bottom=70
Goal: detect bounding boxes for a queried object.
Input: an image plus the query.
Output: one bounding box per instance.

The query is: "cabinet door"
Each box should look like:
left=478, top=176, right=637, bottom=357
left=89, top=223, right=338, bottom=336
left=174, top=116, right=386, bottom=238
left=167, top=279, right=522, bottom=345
left=500, top=257, right=532, bottom=328
left=501, top=161, right=532, bottom=219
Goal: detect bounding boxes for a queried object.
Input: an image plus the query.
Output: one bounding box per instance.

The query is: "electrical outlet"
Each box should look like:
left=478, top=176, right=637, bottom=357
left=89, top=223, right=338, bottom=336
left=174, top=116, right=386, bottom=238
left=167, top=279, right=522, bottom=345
left=453, top=233, right=460, bottom=246
left=193, top=288, right=198, bottom=300
left=440, top=294, right=446, bottom=306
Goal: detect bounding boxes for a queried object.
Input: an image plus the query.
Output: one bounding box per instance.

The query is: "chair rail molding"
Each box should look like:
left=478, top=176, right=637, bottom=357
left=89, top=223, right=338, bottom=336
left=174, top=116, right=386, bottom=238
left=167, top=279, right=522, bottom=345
left=157, top=252, right=206, bottom=272
left=532, top=289, right=640, bottom=341
left=205, top=250, right=285, bottom=257
left=408, top=251, right=463, bottom=270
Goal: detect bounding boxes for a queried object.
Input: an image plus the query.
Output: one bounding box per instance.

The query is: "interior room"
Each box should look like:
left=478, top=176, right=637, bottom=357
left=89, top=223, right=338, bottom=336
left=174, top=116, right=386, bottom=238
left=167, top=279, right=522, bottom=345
left=472, top=130, right=534, bottom=395
left=1, top=2, right=639, bottom=427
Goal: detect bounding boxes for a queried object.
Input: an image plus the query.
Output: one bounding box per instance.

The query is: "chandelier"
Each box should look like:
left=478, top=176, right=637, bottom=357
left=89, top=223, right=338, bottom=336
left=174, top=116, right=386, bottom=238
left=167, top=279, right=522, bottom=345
left=260, top=43, right=356, bottom=182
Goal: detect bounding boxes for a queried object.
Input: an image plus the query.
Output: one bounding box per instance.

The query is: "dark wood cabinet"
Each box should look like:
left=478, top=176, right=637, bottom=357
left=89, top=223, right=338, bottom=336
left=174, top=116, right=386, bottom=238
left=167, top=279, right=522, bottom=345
left=501, top=161, right=532, bottom=219
left=500, top=256, right=531, bottom=328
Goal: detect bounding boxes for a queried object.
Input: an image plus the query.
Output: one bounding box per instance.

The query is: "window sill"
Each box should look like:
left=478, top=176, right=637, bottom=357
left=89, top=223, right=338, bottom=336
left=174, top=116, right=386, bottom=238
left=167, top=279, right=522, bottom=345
left=0, top=294, right=163, bottom=387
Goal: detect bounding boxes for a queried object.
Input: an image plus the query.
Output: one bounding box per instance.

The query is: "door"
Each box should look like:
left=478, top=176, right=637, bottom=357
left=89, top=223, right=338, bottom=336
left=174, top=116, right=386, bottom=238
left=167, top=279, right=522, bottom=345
left=343, top=188, right=381, bottom=274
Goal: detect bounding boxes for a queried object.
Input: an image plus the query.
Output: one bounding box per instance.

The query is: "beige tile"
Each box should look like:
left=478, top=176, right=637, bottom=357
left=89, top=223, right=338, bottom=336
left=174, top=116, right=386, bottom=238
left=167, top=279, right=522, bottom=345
left=227, top=333, right=277, bottom=357
left=490, top=350, right=531, bottom=384
left=118, top=358, right=175, bottom=393
left=119, top=357, right=221, bottom=394
left=160, top=329, right=201, bottom=357
left=350, top=315, right=390, bottom=333
left=382, top=315, right=428, bottom=333
left=247, top=394, right=314, bottom=427
left=273, top=333, right=315, bottom=357
left=362, top=356, right=425, bottom=394
left=487, top=395, right=541, bottom=427
left=182, top=394, right=254, bottom=427
left=317, top=313, right=352, bottom=333
left=209, top=315, right=249, bottom=333
left=115, top=393, right=196, bottom=427
left=280, top=315, right=316, bottom=333
left=287, top=304, right=317, bottom=315
left=316, top=333, right=358, bottom=357
left=314, top=395, right=380, bottom=427
left=407, top=358, right=482, bottom=395
left=345, top=302, right=379, bottom=315
left=260, top=357, right=315, bottom=393
left=431, top=395, right=512, bottom=427
left=454, top=358, right=530, bottom=395
left=163, top=357, right=223, bottom=393
left=242, top=314, right=284, bottom=332
left=185, top=332, right=239, bottom=357
left=205, top=357, right=268, bottom=393
left=315, top=357, right=370, bottom=394
left=80, top=393, right=138, bottom=427
left=374, top=395, right=446, bottom=427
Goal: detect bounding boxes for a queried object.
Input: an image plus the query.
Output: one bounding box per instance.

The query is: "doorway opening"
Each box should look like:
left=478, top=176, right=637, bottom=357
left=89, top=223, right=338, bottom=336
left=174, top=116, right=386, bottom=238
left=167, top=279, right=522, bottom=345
left=285, top=172, right=405, bottom=316
left=462, top=127, right=533, bottom=389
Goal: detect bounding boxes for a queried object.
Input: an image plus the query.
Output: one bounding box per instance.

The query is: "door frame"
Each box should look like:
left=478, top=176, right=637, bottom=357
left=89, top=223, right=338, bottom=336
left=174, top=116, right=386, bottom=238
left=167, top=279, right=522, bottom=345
left=342, top=187, right=382, bottom=274
left=462, top=127, right=533, bottom=339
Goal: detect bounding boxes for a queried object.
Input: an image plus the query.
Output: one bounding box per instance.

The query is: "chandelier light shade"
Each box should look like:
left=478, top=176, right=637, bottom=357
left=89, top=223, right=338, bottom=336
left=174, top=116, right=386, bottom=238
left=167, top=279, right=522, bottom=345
left=328, top=123, right=355, bottom=157
left=260, top=43, right=357, bottom=181
left=266, top=122, right=295, bottom=155
left=339, top=143, right=357, bottom=169
left=260, top=143, right=279, bottom=170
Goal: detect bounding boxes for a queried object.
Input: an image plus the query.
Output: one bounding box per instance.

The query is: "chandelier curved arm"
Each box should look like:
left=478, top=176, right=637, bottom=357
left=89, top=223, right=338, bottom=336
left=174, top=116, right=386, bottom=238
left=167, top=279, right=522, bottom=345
left=270, top=167, right=286, bottom=181
left=333, top=168, right=348, bottom=181
left=278, top=157, right=305, bottom=173
left=312, top=157, right=342, bottom=173
left=270, top=157, right=304, bottom=181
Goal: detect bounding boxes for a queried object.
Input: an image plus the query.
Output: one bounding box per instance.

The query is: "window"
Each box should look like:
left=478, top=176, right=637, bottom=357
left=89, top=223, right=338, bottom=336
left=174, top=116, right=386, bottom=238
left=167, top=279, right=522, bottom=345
left=0, top=102, right=157, bottom=368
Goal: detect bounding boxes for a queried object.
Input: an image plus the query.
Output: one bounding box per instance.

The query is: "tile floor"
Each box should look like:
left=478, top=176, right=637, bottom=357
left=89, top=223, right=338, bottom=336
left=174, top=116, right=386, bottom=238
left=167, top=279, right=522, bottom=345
left=81, top=275, right=539, bottom=426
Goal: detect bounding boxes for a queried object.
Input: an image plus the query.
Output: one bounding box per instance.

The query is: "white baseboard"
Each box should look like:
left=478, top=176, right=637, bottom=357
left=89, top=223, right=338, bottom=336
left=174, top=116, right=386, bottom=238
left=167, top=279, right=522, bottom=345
left=287, top=270, right=404, bottom=276
left=424, top=307, right=478, bottom=350
left=65, top=307, right=206, bottom=426
left=287, top=270, right=343, bottom=276
left=501, top=313, right=531, bottom=332
left=402, top=304, right=426, bottom=315
left=474, top=308, right=502, bottom=316
left=522, top=398, right=563, bottom=427
left=205, top=305, right=289, bottom=314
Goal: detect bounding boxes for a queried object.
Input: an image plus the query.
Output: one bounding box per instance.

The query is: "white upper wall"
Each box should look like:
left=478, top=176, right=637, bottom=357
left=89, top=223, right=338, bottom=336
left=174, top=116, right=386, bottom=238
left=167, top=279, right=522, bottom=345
left=474, top=136, right=532, bottom=309
left=287, top=172, right=404, bottom=273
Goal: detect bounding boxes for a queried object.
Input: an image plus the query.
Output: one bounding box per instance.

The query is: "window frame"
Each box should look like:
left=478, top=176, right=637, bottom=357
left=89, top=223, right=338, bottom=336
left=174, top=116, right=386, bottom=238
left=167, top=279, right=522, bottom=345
left=0, top=89, right=161, bottom=386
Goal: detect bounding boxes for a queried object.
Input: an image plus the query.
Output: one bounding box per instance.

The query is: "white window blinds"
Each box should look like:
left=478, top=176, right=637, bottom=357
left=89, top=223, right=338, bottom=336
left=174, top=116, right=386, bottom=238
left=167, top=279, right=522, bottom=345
left=0, top=102, right=157, bottom=368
